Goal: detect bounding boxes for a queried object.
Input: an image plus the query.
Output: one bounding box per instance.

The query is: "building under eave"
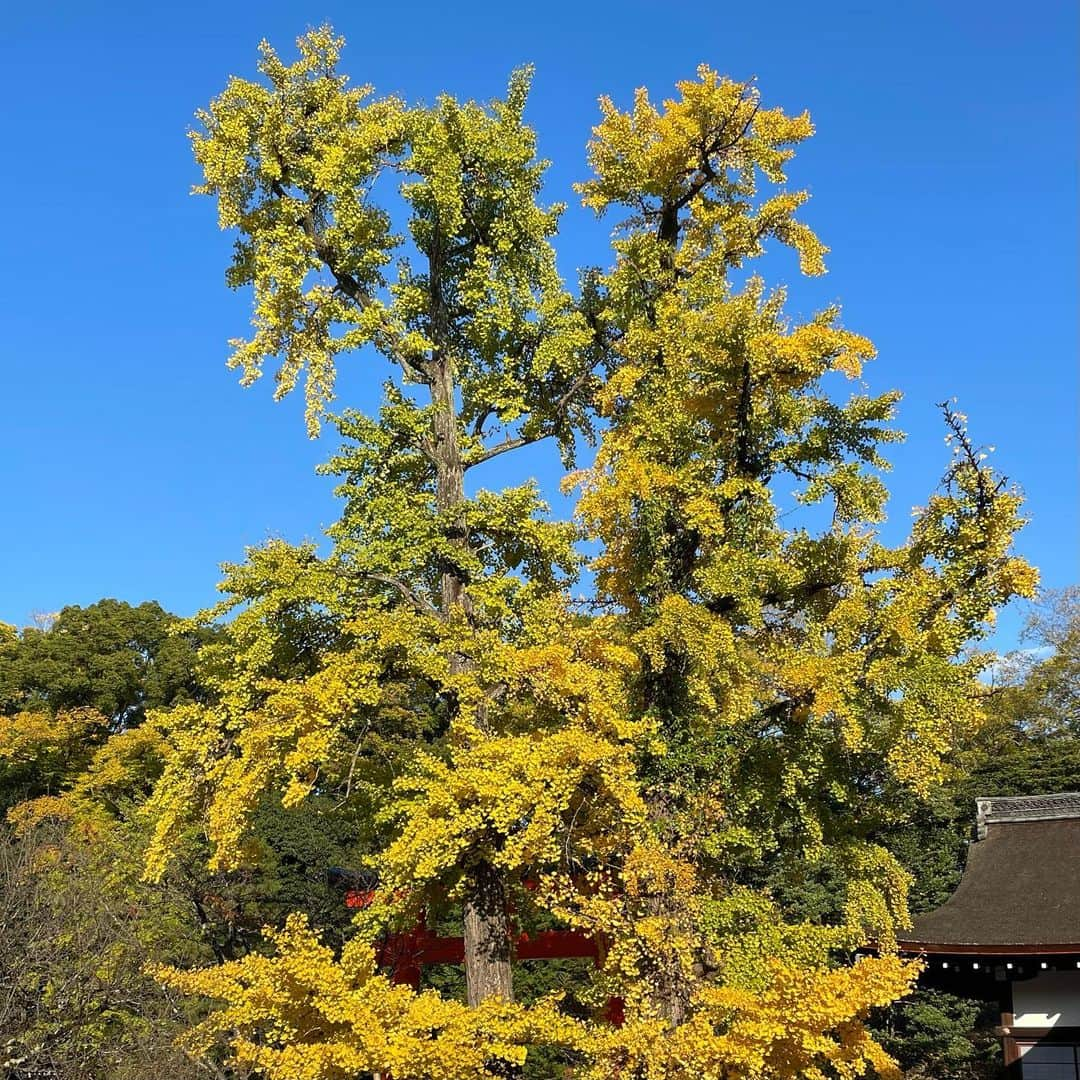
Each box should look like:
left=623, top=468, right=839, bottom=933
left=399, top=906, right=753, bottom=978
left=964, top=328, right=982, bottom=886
left=898, top=792, right=1080, bottom=1078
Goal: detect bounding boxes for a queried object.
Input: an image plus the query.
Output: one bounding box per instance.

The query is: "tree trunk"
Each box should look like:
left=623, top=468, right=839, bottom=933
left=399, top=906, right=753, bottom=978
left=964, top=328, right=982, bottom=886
left=429, top=343, right=515, bottom=1006
left=430, top=356, right=469, bottom=612
left=464, top=858, right=514, bottom=1005
left=645, top=929, right=692, bottom=1027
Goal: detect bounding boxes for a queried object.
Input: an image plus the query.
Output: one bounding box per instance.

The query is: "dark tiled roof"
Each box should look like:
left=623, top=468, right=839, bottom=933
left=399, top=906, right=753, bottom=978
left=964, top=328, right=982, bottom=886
left=900, top=794, right=1080, bottom=950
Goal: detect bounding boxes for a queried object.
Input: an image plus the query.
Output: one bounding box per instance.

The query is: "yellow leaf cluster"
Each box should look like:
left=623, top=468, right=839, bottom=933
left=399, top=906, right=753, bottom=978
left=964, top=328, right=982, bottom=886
left=155, top=914, right=917, bottom=1080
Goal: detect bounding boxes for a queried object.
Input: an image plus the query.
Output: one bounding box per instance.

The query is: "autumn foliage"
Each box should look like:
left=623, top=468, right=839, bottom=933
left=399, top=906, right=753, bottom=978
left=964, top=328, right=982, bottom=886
left=3, top=26, right=1037, bottom=1080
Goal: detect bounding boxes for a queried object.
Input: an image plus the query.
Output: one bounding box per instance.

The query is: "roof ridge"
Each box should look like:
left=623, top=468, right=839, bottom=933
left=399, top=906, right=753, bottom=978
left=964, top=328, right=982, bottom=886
left=976, top=792, right=1080, bottom=838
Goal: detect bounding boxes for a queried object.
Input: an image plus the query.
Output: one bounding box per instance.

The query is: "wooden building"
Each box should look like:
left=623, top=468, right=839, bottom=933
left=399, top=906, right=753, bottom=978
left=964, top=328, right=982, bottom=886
left=897, top=793, right=1080, bottom=1078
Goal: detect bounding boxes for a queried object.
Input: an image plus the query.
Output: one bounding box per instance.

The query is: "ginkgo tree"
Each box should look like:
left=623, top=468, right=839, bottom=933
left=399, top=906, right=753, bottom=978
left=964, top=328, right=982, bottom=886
left=143, top=27, right=1036, bottom=1079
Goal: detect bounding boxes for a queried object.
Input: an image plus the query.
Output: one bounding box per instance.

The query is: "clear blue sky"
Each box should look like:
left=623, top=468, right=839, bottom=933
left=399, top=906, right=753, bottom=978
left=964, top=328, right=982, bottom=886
left=1, top=0, right=1075, bottom=651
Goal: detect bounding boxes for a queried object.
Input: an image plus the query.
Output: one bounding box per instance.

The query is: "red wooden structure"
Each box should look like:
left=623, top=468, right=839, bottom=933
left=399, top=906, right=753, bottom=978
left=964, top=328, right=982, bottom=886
left=343, top=885, right=624, bottom=1025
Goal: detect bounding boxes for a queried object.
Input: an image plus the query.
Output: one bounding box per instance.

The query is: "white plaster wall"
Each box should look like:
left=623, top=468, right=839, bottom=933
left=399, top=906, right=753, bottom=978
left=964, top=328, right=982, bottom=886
left=1014, top=971, right=1080, bottom=1028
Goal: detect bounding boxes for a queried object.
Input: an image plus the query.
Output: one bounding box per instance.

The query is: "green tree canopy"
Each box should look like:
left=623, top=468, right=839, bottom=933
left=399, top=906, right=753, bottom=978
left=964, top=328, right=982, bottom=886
left=0, top=599, right=214, bottom=727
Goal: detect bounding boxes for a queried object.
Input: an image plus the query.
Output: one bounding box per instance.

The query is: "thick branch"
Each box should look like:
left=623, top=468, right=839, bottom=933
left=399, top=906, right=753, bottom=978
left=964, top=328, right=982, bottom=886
left=270, top=177, right=428, bottom=382
left=671, top=96, right=760, bottom=213
left=464, top=363, right=595, bottom=470
left=650, top=89, right=761, bottom=256
left=466, top=434, right=534, bottom=469
left=361, top=573, right=440, bottom=618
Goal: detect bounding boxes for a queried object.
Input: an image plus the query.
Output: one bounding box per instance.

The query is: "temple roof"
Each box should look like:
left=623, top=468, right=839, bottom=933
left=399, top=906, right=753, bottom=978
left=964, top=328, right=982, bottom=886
left=900, top=793, right=1080, bottom=953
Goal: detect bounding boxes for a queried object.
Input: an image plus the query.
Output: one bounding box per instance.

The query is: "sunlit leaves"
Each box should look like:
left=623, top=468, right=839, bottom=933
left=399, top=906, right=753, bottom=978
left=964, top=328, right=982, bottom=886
left=141, top=29, right=1039, bottom=1080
